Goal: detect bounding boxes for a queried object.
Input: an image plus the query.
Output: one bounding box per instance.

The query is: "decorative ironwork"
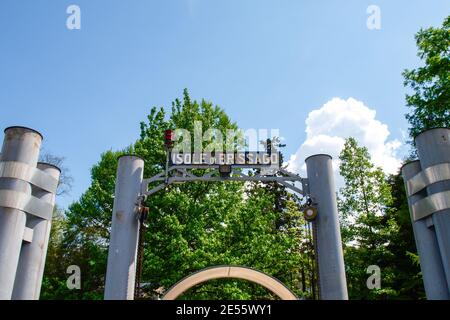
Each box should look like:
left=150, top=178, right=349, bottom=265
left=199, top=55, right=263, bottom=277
left=140, top=164, right=307, bottom=200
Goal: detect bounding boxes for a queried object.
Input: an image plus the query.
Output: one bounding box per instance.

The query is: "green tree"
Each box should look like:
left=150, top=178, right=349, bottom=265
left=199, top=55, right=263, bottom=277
left=42, top=89, right=312, bottom=300
left=136, top=90, right=310, bottom=299
left=41, top=151, right=120, bottom=299
left=338, top=138, right=394, bottom=246
left=40, top=206, right=71, bottom=299
left=384, top=173, right=425, bottom=299
left=403, top=15, right=450, bottom=140
left=338, top=138, right=425, bottom=299
left=338, top=137, right=399, bottom=299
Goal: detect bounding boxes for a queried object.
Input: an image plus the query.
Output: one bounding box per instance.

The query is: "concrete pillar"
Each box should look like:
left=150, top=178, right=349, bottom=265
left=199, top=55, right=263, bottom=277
left=305, top=154, right=348, bottom=300
left=104, top=155, right=144, bottom=300
left=12, top=163, right=60, bottom=300
left=415, top=128, right=450, bottom=291
left=0, top=127, right=42, bottom=299
left=401, top=161, right=450, bottom=299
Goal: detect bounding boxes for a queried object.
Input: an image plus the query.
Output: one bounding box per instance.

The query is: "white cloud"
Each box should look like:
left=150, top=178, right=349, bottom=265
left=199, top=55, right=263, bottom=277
left=287, top=97, right=403, bottom=189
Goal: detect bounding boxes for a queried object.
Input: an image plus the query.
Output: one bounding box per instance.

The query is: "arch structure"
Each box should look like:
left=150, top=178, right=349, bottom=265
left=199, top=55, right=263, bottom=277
left=104, top=151, right=348, bottom=300
left=162, top=265, right=298, bottom=300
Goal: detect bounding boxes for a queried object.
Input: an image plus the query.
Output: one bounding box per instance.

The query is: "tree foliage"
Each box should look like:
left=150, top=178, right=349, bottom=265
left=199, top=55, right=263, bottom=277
left=338, top=137, right=424, bottom=299
left=41, top=89, right=315, bottom=300
left=403, top=15, right=450, bottom=139
left=40, top=15, right=450, bottom=300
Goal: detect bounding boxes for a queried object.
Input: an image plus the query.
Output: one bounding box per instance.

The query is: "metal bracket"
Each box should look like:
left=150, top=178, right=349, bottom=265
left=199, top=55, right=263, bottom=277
left=0, top=161, right=59, bottom=194
left=23, top=227, right=34, bottom=243
left=406, top=163, right=450, bottom=196
left=411, top=190, right=450, bottom=221
left=141, top=165, right=306, bottom=198
left=425, top=216, right=434, bottom=228
left=0, top=190, right=54, bottom=220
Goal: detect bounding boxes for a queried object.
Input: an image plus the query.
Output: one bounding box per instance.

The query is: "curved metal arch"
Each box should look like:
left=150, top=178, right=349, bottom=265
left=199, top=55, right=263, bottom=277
left=162, top=265, right=298, bottom=300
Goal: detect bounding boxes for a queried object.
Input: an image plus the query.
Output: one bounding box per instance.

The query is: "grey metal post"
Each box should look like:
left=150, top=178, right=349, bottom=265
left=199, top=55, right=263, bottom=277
left=305, top=154, right=348, bottom=300
left=415, top=128, right=450, bottom=291
left=0, top=127, right=42, bottom=299
left=104, top=155, right=144, bottom=300
left=12, top=163, right=61, bottom=300
left=401, top=161, right=450, bottom=299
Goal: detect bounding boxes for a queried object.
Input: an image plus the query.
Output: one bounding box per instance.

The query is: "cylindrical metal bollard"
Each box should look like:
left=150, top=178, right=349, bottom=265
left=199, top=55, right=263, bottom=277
left=401, top=160, right=450, bottom=299
left=0, top=127, right=43, bottom=299
left=415, top=128, right=450, bottom=291
left=305, top=154, right=348, bottom=300
left=12, top=163, right=61, bottom=300
left=104, top=155, right=144, bottom=300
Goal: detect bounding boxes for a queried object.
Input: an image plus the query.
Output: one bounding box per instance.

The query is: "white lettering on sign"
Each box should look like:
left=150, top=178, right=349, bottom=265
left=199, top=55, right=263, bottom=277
left=171, top=152, right=280, bottom=166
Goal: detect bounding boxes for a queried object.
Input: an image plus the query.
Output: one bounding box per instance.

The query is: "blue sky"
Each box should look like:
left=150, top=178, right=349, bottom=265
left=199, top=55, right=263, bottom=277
left=1, top=0, right=448, bottom=208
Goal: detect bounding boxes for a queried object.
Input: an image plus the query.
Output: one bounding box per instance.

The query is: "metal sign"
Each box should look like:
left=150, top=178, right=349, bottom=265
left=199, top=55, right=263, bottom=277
left=170, top=152, right=281, bottom=166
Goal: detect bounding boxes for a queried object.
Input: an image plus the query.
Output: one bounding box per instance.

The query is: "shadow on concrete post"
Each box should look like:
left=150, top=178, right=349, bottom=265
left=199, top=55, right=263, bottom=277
left=305, top=154, right=348, bottom=300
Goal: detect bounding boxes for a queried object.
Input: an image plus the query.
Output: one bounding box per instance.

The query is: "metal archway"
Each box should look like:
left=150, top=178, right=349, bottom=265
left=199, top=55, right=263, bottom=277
left=104, top=151, right=348, bottom=300
left=162, top=265, right=298, bottom=300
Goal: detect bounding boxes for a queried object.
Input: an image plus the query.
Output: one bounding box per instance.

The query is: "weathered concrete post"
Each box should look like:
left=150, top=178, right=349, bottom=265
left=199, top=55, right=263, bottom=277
left=0, top=127, right=42, bottom=299
left=104, top=155, right=144, bottom=300
left=415, top=128, right=450, bottom=292
left=401, top=161, right=450, bottom=299
left=12, top=163, right=61, bottom=300
left=305, top=154, right=348, bottom=300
